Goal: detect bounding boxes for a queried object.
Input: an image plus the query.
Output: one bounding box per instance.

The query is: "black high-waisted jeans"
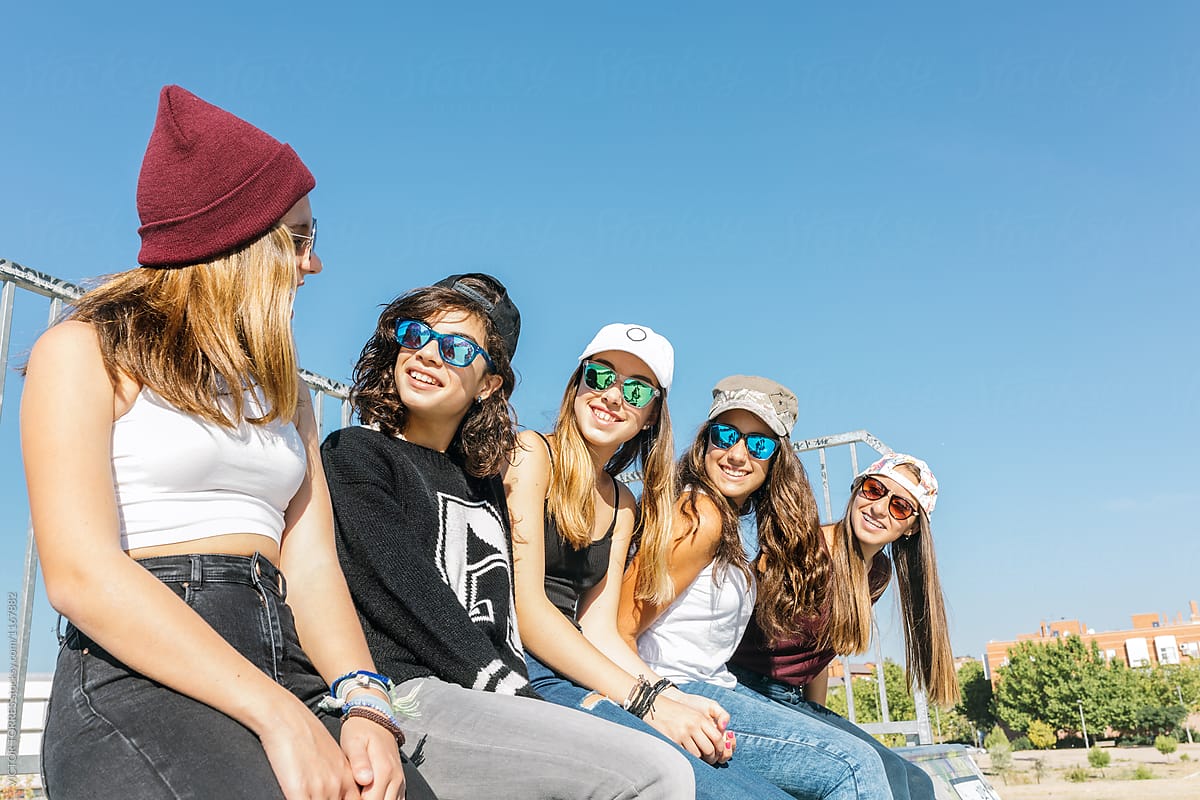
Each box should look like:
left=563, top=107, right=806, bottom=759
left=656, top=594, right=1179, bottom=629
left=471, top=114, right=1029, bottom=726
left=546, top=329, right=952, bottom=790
left=42, top=553, right=433, bottom=800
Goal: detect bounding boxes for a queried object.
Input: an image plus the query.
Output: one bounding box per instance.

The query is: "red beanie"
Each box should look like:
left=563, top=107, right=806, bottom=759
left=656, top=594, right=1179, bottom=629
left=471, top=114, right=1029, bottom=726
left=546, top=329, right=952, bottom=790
left=136, top=85, right=315, bottom=267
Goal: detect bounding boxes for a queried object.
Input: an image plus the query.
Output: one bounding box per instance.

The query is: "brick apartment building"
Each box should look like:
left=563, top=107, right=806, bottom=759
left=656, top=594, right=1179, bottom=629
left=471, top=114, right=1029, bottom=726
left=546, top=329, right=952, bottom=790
left=984, top=599, right=1200, bottom=682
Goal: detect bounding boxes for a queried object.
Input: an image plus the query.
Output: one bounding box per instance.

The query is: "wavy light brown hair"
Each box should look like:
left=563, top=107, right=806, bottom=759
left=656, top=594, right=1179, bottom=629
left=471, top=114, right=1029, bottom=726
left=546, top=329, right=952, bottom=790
left=350, top=277, right=517, bottom=478
left=822, top=470, right=958, bottom=706
left=545, top=363, right=676, bottom=604
left=677, top=422, right=823, bottom=642
left=66, top=224, right=300, bottom=426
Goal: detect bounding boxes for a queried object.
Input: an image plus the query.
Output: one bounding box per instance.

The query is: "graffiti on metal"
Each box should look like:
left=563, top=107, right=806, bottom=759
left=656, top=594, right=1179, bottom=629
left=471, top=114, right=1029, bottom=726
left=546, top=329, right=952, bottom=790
left=792, top=429, right=893, bottom=456
left=0, top=259, right=86, bottom=302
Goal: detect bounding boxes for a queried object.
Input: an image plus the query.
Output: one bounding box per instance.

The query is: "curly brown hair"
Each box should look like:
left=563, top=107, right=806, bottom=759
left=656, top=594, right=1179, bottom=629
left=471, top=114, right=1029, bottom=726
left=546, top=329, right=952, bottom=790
left=676, top=421, right=824, bottom=644
left=350, top=277, right=518, bottom=477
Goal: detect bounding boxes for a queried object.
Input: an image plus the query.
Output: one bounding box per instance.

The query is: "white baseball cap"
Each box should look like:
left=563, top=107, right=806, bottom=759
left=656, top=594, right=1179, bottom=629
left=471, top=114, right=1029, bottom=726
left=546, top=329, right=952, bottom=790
left=577, top=323, right=674, bottom=392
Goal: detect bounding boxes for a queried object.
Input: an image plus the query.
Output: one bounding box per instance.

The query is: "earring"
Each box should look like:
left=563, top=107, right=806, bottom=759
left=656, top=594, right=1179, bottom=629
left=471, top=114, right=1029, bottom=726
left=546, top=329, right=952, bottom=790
left=475, top=395, right=484, bottom=404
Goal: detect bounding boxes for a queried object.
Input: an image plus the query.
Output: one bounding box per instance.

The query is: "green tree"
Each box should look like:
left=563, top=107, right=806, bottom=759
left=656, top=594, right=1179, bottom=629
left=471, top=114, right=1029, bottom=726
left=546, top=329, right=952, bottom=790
left=985, top=726, right=1012, bottom=785
left=1155, top=733, right=1178, bottom=761
left=848, top=673, right=881, bottom=722
left=825, top=659, right=915, bottom=725
left=994, top=636, right=1115, bottom=735
left=1027, top=720, right=1056, bottom=750
left=1087, top=746, right=1110, bottom=774
left=826, top=683, right=848, bottom=717
left=1143, top=662, right=1200, bottom=709
left=885, top=661, right=916, bottom=719
left=935, top=707, right=975, bottom=744
left=983, top=724, right=1009, bottom=751
left=1135, top=705, right=1187, bottom=739
left=988, top=746, right=1012, bottom=783
left=955, top=659, right=995, bottom=732
left=1107, top=660, right=1200, bottom=738
left=1107, top=661, right=1155, bottom=736
left=826, top=678, right=880, bottom=722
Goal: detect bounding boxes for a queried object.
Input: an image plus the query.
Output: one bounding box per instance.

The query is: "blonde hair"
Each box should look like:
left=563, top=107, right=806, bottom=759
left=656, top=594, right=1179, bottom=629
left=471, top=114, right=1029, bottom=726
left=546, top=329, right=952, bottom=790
left=822, top=472, right=959, bottom=706
left=546, top=364, right=676, bottom=604
left=67, top=225, right=299, bottom=426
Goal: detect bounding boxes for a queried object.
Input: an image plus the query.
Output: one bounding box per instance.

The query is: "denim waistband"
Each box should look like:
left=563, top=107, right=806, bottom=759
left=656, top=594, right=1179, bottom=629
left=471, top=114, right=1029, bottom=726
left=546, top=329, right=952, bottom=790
left=729, top=663, right=807, bottom=700
left=134, top=552, right=287, bottom=599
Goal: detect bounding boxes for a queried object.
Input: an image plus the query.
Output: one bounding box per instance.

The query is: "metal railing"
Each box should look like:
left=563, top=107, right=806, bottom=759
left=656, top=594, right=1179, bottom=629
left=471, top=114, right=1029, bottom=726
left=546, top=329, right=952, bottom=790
left=0, top=258, right=353, bottom=777
left=793, top=430, right=933, bottom=746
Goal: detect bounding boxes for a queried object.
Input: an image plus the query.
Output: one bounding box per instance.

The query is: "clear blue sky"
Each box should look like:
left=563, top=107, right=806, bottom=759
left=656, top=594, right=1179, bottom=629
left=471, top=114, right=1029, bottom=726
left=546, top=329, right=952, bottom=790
left=3, top=2, right=1197, bottom=676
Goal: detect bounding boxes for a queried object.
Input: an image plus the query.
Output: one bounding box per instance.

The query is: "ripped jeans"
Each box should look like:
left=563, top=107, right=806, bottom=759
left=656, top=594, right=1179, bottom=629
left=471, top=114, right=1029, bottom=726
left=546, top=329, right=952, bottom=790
left=525, top=653, right=792, bottom=800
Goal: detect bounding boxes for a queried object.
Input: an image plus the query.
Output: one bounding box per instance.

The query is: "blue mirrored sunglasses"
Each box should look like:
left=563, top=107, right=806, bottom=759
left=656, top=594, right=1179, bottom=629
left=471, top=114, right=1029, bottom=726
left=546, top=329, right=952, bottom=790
left=394, top=319, right=495, bottom=371
left=707, top=422, right=779, bottom=460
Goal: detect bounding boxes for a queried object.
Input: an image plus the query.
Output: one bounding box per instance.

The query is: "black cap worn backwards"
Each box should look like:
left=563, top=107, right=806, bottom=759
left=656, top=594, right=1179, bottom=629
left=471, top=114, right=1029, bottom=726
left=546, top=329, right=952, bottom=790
left=433, top=273, right=521, bottom=361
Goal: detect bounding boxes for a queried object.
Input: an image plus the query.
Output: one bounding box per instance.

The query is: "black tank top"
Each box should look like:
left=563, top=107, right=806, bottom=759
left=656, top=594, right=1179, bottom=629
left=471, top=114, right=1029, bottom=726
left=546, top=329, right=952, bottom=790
left=534, top=432, right=619, bottom=623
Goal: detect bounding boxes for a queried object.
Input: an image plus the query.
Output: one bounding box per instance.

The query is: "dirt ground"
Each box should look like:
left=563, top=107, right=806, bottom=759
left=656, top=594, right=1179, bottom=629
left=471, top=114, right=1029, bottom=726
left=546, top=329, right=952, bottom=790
left=974, top=741, right=1200, bottom=800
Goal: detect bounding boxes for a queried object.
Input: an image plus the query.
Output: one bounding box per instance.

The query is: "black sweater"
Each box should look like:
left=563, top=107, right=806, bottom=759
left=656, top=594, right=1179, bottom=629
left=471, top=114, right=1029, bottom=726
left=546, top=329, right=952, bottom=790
left=322, top=425, right=532, bottom=695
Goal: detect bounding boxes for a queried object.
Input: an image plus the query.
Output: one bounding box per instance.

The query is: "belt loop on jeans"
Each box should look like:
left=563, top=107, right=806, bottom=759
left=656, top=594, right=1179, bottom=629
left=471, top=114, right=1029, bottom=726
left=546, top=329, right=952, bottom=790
left=189, top=555, right=203, bottom=589
left=251, top=552, right=286, bottom=598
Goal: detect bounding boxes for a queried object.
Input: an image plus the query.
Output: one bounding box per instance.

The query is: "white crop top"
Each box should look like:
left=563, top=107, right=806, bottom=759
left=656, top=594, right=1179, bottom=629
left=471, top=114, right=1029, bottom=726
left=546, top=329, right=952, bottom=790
left=112, top=387, right=307, bottom=550
left=637, top=559, right=755, bottom=689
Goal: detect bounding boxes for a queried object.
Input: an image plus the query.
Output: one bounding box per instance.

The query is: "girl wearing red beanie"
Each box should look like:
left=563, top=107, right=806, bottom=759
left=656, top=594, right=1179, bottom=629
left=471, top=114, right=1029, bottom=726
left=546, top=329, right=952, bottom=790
left=22, top=86, right=429, bottom=800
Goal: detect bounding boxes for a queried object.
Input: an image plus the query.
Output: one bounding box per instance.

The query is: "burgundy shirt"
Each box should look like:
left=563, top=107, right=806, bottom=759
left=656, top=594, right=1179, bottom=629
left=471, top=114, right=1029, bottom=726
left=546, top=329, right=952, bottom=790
left=730, top=546, right=892, bottom=688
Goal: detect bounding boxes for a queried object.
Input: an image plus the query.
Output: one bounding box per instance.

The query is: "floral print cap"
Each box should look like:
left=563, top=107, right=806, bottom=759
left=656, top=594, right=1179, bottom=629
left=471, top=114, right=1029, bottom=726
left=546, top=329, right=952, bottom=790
left=858, top=453, right=938, bottom=517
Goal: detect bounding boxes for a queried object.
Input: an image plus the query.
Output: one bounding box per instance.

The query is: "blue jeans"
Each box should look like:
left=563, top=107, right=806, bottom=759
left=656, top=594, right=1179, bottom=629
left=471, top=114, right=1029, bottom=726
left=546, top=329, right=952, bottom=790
left=729, top=666, right=934, bottom=800
left=42, top=554, right=435, bottom=800
left=678, top=679, right=893, bottom=800
left=526, top=654, right=793, bottom=800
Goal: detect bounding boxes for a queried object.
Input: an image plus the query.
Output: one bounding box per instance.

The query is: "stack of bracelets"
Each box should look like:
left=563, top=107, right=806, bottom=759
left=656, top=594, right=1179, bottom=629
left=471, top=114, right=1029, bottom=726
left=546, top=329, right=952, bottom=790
left=622, top=675, right=675, bottom=719
left=319, top=670, right=406, bottom=745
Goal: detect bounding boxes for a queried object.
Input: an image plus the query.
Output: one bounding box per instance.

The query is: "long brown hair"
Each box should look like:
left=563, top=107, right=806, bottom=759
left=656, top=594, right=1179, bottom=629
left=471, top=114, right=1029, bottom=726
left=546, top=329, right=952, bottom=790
left=67, top=224, right=299, bottom=426
left=545, top=363, right=676, bottom=604
left=677, top=423, right=823, bottom=642
left=823, top=472, right=959, bottom=706
left=350, top=277, right=517, bottom=477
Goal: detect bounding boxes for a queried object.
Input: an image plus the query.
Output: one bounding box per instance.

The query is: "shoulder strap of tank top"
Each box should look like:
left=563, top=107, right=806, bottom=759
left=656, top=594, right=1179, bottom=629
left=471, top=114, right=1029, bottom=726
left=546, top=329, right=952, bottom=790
left=531, top=430, right=553, bottom=462
left=603, top=473, right=620, bottom=539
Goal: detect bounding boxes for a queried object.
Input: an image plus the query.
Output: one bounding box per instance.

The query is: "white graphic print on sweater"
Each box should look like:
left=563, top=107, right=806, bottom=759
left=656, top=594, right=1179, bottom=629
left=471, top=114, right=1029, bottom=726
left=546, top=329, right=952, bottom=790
left=436, top=493, right=525, bottom=666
